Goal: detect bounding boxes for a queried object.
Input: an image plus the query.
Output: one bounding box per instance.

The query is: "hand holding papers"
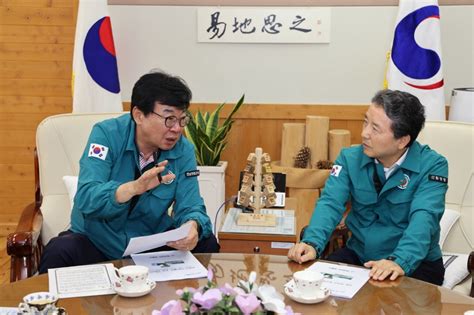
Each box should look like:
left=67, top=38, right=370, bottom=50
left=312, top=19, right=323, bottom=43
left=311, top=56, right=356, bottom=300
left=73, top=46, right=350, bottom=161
left=123, top=222, right=192, bottom=257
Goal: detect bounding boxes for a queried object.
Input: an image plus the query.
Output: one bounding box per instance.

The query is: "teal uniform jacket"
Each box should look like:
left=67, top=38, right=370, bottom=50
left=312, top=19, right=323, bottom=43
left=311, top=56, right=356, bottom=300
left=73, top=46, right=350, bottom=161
left=70, top=114, right=212, bottom=259
left=302, top=141, right=448, bottom=275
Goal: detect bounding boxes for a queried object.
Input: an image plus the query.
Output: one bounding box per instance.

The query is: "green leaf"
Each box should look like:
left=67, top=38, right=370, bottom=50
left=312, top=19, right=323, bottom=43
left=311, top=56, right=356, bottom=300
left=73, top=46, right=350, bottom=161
left=196, top=111, right=207, bottom=131
left=185, top=95, right=244, bottom=166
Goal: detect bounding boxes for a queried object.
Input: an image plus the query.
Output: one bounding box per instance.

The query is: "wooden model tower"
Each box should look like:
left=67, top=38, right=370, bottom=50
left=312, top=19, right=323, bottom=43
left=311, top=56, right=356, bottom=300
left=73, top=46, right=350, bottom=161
left=237, top=147, right=277, bottom=227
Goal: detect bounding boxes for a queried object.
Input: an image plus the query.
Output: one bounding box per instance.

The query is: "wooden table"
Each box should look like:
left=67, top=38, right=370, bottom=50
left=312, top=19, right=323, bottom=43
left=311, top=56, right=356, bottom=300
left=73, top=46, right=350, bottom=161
left=1, top=253, right=473, bottom=314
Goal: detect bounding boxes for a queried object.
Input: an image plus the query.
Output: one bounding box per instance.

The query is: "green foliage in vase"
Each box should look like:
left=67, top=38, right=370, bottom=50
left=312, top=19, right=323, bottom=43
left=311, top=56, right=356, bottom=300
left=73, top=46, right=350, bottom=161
left=185, top=95, right=245, bottom=166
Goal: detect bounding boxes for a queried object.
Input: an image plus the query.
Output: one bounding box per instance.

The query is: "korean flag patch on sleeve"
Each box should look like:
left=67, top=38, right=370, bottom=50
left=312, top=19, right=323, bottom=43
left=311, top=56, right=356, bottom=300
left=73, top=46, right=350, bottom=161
left=88, top=143, right=109, bottom=161
left=330, top=165, right=342, bottom=177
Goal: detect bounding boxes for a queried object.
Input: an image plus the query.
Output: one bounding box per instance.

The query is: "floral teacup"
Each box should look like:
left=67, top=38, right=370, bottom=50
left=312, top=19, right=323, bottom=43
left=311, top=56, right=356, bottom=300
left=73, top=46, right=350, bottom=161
left=292, top=270, right=325, bottom=297
left=114, top=265, right=149, bottom=292
left=18, top=292, right=64, bottom=314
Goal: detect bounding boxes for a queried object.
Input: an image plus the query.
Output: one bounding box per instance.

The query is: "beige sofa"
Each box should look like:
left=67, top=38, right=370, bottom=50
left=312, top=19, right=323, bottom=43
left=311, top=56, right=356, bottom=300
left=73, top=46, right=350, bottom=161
left=6, top=114, right=474, bottom=296
left=417, top=120, right=473, bottom=296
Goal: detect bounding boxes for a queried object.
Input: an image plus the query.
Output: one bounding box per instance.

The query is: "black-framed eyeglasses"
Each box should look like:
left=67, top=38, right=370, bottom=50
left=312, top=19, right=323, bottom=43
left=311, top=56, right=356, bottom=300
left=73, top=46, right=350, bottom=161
left=151, top=111, right=191, bottom=128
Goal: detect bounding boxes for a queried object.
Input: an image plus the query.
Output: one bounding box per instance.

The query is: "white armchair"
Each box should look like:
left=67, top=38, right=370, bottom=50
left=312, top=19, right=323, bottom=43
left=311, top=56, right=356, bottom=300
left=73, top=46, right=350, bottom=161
left=418, top=120, right=474, bottom=296
left=7, top=113, right=123, bottom=282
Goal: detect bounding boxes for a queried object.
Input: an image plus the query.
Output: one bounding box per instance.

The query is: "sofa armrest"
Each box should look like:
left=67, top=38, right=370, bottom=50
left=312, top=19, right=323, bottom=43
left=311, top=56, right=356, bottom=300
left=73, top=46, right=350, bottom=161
left=469, top=251, right=474, bottom=297
left=7, top=201, right=44, bottom=282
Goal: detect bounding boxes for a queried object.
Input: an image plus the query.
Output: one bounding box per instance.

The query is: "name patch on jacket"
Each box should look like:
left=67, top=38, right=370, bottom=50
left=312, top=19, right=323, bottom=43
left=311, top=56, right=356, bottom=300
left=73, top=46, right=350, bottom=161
left=88, top=143, right=108, bottom=160
left=185, top=170, right=200, bottom=177
left=429, top=175, right=448, bottom=183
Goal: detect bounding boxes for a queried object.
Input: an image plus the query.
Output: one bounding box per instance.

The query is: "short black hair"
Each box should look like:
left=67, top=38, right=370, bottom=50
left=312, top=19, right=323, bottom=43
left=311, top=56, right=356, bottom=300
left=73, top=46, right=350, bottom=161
left=130, top=70, right=192, bottom=117
left=371, top=89, right=425, bottom=147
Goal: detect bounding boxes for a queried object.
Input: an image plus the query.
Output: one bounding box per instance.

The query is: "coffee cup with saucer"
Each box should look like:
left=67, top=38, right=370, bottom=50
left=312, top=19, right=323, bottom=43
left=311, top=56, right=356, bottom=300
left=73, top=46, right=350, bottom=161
left=284, top=270, right=330, bottom=304
left=18, top=291, right=66, bottom=314
left=114, top=265, right=156, bottom=297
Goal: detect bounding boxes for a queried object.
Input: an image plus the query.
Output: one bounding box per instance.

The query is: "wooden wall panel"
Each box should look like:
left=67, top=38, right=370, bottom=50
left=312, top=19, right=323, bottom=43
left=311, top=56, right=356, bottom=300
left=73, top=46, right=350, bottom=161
left=0, top=6, right=73, bottom=25
left=2, top=0, right=73, bottom=7
left=0, top=25, right=75, bottom=44
left=0, top=43, right=73, bottom=61
left=0, top=61, right=72, bottom=79
left=0, top=78, right=71, bottom=96
left=0, top=146, right=35, bottom=165
left=0, top=0, right=77, bottom=241
left=0, top=96, right=71, bottom=113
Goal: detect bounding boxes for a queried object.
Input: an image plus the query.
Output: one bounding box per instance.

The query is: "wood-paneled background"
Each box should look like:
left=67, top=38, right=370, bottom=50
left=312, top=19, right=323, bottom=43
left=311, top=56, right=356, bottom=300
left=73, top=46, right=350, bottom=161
left=0, top=0, right=78, bottom=283
left=0, top=0, right=78, bottom=236
left=0, top=0, right=370, bottom=283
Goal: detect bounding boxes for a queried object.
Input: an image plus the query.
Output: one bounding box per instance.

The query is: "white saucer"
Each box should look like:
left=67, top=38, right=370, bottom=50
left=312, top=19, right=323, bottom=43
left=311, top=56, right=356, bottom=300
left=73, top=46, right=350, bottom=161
left=114, top=279, right=156, bottom=298
left=284, top=280, right=330, bottom=304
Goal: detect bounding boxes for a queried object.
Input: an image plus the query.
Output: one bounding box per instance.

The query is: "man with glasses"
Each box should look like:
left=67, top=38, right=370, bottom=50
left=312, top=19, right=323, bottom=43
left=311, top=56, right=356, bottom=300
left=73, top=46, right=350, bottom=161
left=39, top=70, right=219, bottom=273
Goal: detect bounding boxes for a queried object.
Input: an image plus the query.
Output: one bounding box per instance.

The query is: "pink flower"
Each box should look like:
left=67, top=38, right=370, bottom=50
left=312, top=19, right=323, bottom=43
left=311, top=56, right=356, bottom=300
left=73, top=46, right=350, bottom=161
left=192, top=288, right=222, bottom=310
left=285, top=305, right=301, bottom=315
left=176, top=287, right=197, bottom=296
left=207, top=268, right=214, bottom=282
left=220, top=283, right=238, bottom=296
left=189, top=304, right=199, bottom=313
left=153, top=300, right=184, bottom=315
left=235, top=293, right=261, bottom=315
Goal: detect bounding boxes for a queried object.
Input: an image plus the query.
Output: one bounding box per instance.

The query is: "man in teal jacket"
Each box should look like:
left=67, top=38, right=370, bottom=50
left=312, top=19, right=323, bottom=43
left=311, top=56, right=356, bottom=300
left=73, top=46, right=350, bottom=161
left=288, top=90, right=447, bottom=285
left=39, top=71, right=219, bottom=273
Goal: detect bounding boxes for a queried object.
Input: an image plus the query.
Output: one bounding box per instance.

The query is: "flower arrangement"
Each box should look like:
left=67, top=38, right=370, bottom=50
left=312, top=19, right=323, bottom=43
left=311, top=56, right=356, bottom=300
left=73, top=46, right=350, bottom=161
left=152, top=268, right=299, bottom=315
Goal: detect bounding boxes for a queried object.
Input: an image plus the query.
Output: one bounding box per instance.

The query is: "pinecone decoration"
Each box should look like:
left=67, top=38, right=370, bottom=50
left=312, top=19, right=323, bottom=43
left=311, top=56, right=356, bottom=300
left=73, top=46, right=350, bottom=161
left=294, top=146, right=311, bottom=168
left=316, top=159, right=334, bottom=169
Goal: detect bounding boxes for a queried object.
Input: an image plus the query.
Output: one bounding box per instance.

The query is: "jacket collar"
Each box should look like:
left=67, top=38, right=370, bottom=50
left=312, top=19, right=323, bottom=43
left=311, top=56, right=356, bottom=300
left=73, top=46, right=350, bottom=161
left=359, top=141, right=422, bottom=174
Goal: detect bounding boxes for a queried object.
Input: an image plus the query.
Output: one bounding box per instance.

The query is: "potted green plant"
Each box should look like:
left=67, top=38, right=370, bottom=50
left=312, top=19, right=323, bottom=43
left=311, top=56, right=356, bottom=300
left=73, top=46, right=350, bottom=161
left=185, top=95, right=244, bottom=232
left=185, top=94, right=245, bottom=166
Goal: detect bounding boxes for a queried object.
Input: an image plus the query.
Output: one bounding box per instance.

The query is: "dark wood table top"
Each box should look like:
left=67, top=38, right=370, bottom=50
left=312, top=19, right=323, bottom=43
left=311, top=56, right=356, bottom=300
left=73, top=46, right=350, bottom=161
left=1, top=253, right=473, bottom=314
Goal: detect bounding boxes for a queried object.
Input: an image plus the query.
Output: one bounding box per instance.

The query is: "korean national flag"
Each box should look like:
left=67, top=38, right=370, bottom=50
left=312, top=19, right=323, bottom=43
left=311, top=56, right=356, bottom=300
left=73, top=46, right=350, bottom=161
left=387, top=0, right=445, bottom=120
left=72, top=0, right=123, bottom=113
left=88, top=143, right=109, bottom=160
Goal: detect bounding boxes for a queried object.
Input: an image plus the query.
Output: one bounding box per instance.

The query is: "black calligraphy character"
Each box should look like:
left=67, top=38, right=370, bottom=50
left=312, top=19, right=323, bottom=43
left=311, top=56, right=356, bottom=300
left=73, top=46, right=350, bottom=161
left=232, top=17, right=256, bottom=34
left=206, top=11, right=227, bottom=39
left=289, top=15, right=312, bottom=33
left=261, top=14, right=282, bottom=34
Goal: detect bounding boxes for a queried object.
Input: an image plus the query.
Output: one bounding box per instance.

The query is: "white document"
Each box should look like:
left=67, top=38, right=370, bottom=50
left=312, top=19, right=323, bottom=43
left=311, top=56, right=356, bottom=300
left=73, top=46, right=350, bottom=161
left=48, top=263, right=116, bottom=298
left=306, top=261, right=370, bottom=299
left=123, top=222, right=192, bottom=257
left=131, top=250, right=207, bottom=282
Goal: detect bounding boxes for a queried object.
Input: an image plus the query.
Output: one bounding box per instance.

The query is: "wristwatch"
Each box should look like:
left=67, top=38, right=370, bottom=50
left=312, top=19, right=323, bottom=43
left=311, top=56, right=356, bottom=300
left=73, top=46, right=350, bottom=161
left=387, top=255, right=397, bottom=261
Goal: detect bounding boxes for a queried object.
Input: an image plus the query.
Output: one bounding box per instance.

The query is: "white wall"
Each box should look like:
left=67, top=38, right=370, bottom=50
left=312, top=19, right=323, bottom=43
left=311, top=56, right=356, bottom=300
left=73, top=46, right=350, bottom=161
left=109, top=5, right=473, bottom=104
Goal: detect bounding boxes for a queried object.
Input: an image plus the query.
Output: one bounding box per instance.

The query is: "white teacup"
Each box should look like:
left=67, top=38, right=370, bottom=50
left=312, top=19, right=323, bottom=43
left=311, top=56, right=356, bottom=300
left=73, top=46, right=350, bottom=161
left=292, top=270, right=325, bottom=297
left=18, top=291, right=60, bottom=314
left=115, top=265, right=149, bottom=292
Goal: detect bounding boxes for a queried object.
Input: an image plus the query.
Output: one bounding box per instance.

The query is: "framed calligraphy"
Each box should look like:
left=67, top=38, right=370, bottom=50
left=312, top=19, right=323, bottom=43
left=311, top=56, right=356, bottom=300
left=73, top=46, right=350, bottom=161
left=197, top=7, right=331, bottom=43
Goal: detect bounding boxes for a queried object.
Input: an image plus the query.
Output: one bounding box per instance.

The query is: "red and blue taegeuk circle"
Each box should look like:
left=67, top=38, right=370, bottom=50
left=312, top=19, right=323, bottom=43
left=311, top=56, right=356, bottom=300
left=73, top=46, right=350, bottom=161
left=392, top=6, right=443, bottom=90
left=93, top=146, right=102, bottom=154
left=83, top=17, right=121, bottom=94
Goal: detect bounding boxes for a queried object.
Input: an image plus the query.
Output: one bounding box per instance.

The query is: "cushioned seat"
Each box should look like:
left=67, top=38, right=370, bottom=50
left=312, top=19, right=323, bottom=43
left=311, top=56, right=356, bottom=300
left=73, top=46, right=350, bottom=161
left=7, top=113, right=123, bottom=282
left=417, top=120, right=473, bottom=296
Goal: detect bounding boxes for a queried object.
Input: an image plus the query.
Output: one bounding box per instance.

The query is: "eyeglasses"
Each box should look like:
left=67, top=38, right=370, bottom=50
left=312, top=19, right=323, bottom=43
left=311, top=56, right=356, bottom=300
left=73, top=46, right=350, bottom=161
left=151, top=111, right=191, bottom=128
